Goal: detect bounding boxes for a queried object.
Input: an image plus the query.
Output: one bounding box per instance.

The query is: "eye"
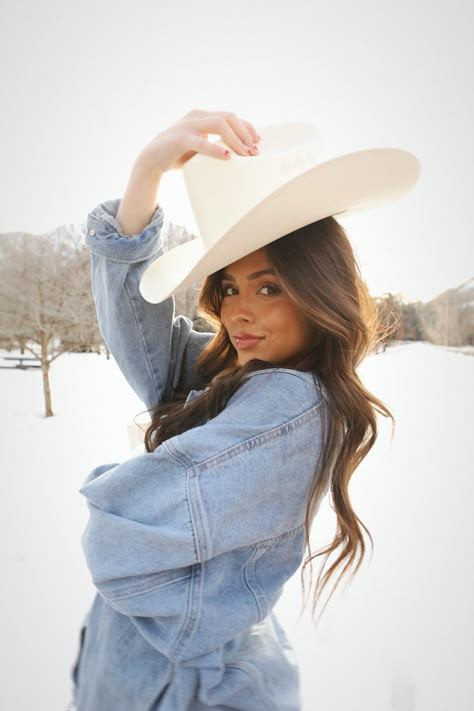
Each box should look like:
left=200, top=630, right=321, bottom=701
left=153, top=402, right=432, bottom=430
left=221, top=283, right=237, bottom=297
left=258, top=281, right=281, bottom=296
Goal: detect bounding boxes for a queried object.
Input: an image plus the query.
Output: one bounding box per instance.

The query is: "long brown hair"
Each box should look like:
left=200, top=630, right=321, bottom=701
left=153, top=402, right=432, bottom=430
left=144, top=216, right=397, bottom=623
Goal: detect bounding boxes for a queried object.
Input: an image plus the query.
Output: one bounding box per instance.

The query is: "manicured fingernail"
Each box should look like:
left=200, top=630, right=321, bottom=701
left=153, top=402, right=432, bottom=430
left=222, top=149, right=230, bottom=156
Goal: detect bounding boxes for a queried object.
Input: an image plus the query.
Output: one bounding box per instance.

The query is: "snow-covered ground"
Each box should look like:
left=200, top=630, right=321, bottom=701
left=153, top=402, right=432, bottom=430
left=0, top=341, right=472, bottom=711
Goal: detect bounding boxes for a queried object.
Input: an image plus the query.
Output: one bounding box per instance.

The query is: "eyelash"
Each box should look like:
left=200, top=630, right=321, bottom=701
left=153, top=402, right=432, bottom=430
left=221, top=281, right=281, bottom=297
left=259, top=281, right=281, bottom=296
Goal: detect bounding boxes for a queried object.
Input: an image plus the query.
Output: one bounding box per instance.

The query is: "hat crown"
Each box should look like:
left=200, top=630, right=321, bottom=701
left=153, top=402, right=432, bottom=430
left=182, top=123, right=323, bottom=248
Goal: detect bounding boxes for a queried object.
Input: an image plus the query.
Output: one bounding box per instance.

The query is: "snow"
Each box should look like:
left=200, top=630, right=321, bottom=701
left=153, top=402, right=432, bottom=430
left=1, top=342, right=473, bottom=711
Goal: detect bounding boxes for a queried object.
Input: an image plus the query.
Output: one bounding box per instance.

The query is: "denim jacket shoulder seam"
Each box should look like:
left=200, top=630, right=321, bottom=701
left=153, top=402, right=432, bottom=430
left=160, top=441, right=210, bottom=560
left=244, top=367, right=317, bottom=388
left=152, top=445, right=204, bottom=563
left=163, top=438, right=194, bottom=468
left=190, top=401, right=322, bottom=472
left=245, top=368, right=331, bottom=406
left=165, top=467, right=206, bottom=661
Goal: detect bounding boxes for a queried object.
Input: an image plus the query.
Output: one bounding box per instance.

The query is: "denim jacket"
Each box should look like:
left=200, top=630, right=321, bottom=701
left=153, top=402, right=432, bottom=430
left=71, top=199, right=331, bottom=711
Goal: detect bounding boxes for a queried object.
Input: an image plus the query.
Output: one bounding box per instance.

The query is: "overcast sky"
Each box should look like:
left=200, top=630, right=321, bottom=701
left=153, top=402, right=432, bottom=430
left=1, top=0, right=472, bottom=303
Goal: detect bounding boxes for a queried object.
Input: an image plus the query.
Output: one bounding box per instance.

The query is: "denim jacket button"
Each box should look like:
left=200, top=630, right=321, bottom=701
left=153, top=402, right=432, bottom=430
left=88, top=228, right=96, bottom=236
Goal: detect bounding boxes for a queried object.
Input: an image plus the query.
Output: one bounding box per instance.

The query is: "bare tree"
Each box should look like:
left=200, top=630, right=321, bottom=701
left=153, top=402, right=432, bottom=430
left=0, top=226, right=104, bottom=417
left=165, top=221, right=214, bottom=331
left=400, top=301, right=425, bottom=341
left=374, top=293, right=403, bottom=350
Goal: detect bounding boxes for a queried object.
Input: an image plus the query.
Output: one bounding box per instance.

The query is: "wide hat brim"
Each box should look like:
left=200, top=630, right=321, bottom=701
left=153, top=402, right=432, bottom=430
left=139, top=130, right=420, bottom=304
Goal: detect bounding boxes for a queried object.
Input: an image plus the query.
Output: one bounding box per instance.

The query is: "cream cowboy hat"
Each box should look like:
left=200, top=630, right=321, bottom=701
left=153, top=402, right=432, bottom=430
left=139, top=122, right=420, bottom=304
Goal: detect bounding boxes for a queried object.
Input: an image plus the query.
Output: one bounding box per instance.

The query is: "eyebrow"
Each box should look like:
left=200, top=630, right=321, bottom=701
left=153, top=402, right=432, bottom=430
left=221, top=268, right=276, bottom=281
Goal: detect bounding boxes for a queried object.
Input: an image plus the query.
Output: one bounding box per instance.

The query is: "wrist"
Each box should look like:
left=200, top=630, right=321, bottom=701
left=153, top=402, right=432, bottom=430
left=133, top=152, right=165, bottom=182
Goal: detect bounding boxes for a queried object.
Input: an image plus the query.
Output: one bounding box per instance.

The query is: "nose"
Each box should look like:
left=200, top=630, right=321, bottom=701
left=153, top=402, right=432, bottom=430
left=228, top=294, right=256, bottom=324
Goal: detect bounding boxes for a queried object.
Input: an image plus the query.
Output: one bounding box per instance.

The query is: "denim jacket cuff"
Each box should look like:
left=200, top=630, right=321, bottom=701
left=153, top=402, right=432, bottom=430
left=85, top=198, right=165, bottom=263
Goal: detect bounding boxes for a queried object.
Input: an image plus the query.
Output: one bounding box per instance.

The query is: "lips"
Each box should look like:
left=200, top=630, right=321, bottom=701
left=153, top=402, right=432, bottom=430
left=234, top=333, right=265, bottom=350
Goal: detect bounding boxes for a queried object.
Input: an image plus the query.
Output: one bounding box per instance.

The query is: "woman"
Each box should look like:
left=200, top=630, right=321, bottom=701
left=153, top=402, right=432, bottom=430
left=71, top=109, right=420, bottom=710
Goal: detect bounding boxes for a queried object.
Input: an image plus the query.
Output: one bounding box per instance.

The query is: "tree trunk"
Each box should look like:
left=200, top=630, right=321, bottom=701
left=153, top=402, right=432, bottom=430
left=40, top=332, right=53, bottom=417
left=42, top=363, right=53, bottom=417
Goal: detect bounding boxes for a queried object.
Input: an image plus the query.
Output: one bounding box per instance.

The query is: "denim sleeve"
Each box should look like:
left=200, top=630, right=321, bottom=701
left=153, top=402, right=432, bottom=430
left=85, top=198, right=212, bottom=411
left=79, top=453, right=199, bottom=587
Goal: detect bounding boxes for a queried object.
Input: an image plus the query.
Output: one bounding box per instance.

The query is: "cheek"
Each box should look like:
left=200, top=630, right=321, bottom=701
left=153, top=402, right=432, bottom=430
left=265, top=302, right=301, bottom=332
left=269, top=303, right=311, bottom=346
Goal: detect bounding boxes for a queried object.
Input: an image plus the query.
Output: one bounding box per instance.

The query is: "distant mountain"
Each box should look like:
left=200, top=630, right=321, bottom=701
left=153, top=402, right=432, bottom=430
left=419, top=278, right=474, bottom=346
left=459, top=277, right=474, bottom=299
left=1, top=222, right=86, bottom=249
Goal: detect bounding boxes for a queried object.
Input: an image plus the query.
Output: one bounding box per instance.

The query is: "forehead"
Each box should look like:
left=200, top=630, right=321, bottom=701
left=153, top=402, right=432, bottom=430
left=222, top=248, right=272, bottom=276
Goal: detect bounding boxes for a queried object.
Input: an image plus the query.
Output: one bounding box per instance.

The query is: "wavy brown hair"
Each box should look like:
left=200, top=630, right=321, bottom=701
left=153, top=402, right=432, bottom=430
left=144, top=216, right=397, bottom=623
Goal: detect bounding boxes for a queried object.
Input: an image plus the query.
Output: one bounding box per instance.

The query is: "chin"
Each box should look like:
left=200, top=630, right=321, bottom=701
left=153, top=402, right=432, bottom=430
left=238, top=354, right=275, bottom=367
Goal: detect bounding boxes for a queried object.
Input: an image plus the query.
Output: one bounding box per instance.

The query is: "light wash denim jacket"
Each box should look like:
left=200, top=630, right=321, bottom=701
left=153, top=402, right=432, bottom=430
left=71, top=199, right=331, bottom=711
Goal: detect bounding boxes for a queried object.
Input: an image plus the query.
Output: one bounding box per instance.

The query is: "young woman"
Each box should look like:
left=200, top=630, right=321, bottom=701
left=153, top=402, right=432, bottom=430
left=71, top=109, right=420, bottom=710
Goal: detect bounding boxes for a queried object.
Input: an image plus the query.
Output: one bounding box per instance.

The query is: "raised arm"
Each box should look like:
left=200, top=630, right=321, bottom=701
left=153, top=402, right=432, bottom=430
left=116, top=155, right=164, bottom=237
left=86, top=110, right=261, bottom=410
left=86, top=198, right=209, bottom=412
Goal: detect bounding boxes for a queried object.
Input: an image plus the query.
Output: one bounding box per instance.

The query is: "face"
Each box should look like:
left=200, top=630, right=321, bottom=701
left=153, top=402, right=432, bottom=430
left=219, top=248, right=315, bottom=368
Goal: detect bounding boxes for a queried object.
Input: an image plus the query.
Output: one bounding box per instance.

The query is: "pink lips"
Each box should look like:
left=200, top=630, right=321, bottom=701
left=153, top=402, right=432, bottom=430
left=234, top=333, right=265, bottom=350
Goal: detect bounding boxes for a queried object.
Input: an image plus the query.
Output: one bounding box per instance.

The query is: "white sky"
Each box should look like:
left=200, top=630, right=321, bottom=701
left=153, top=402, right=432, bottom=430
left=1, top=0, right=473, bottom=303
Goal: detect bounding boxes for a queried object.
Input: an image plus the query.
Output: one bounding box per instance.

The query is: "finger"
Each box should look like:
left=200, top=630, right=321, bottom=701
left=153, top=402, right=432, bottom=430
left=216, top=111, right=258, bottom=151
left=241, top=119, right=261, bottom=144
left=186, top=107, right=258, bottom=143
left=187, top=110, right=258, bottom=154
left=189, top=115, right=256, bottom=156
left=186, top=134, right=233, bottom=161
